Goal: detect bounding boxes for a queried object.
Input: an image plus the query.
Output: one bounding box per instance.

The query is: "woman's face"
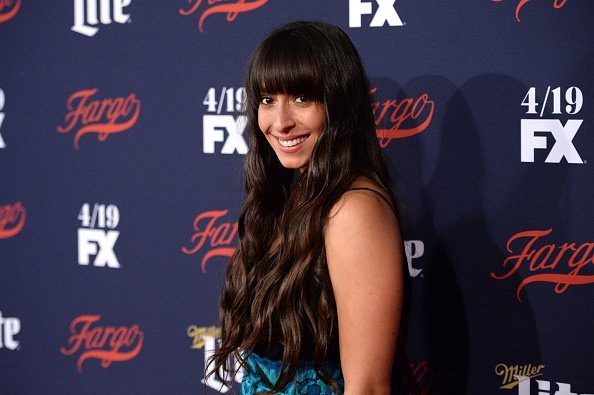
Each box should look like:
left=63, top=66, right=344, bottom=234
left=257, top=93, right=325, bottom=171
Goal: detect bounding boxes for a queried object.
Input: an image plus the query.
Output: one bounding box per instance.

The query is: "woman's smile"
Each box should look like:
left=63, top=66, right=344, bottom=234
left=258, top=93, right=325, bottom=170
left=275, top=134, right=310, bottom=151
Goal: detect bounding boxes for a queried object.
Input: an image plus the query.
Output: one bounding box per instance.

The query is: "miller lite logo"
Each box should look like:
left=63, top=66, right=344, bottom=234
left=72, top=0, right=132, bottom=37
left=349, top=0, right=404, bottom=28
left=495, top=363, right=592, bottom=395
left=0, top=311, right=21, bottom=351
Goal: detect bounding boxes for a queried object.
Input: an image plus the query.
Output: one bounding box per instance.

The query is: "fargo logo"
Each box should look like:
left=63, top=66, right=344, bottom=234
left=57, top=88, right=141, bottom=149
left=371, top=87, right=434, bottom=148
left=72, top=0, right=131, bottom=37
left=78, top=203, right=121, bottom=268
left=492, top=0, right=569, bottom=22
left=179, top=0, right=268, bottom=33
left=181, top=210, right=238, bottom=272
left=520, top=86, right=584, bottom=164
left=491, top=229, right=594, bottom=301
left=60, top=314, right=143, bottom=373
left=0, top=201, right=26, bottom=239
left=202, top=87, right=247, bottom=154
left=349, top=0, right=404, bottom=28
left=0, top=0, right=20, bottom=24
left=187, top=325, right=242, bottom=393
left=0, top=311, right=21, bottom=351
left=0, top=88, right=6, bottom=148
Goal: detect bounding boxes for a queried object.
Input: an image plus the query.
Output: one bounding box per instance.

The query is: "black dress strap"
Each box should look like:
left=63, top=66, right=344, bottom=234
left=346, top=187, right=396, bottom=215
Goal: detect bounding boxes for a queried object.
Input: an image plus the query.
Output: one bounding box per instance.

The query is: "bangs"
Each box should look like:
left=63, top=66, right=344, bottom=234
left=250, top=31, right=321, bottom=99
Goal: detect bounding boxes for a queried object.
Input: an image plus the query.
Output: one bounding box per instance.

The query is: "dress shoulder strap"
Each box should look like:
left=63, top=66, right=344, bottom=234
left=346, top=187, right=396, bottom=215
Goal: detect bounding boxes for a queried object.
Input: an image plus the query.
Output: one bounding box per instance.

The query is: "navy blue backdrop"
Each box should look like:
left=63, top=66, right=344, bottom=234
left=1, top=1, right=593, bottom=394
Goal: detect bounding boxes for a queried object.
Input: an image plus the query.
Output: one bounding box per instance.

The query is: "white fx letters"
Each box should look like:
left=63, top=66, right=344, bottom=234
left=349, top=0, right=403, bottom=28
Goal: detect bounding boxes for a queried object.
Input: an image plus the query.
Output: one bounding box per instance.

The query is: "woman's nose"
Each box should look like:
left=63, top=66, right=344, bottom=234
left=273, top=103, right=295, bottom=133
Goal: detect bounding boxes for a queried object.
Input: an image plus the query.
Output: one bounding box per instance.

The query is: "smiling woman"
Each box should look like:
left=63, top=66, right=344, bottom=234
left=210, top=21, right=414, bottom=394
left=257, top=93, right=325, bottom=170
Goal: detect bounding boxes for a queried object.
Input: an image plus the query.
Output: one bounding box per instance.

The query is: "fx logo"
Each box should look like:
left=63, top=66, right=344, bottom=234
left=521, top=119, right=584, bottom=163
left=0, top=312, right=20, bottom=350
left=72, top=0, right=131, bottom=37
left=349, top=0, right=404, bottom=28
left=78, top=229, right=120, bottom=268
left=203, top=115, right=248, bottom=154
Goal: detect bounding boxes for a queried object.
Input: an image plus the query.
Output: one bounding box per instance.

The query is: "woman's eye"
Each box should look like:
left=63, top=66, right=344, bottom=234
left=295, top=95, right=310, bottom=103
left=260, top=96, right=273, bottom=105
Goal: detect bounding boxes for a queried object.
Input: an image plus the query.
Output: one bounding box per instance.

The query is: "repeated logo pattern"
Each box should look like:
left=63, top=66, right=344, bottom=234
left=0, top=1, right=591, bottom=394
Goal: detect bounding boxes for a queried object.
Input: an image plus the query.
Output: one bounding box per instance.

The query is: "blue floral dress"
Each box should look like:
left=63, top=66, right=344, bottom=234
left=240, top=351, right=344, bottom=394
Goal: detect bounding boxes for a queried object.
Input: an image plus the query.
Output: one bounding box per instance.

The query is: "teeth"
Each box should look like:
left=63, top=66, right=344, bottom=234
left=279, top=136, right=307, bottom=147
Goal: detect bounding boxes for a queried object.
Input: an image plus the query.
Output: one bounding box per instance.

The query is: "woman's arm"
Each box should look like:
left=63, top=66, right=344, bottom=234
left=325, top=188, right=404, bottom=395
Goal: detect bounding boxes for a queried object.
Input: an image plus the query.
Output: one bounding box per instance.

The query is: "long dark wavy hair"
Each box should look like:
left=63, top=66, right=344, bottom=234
left=210, top=21, right=411, bottom=393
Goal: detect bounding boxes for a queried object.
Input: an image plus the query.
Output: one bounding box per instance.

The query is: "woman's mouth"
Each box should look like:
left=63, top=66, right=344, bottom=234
left=279, top=136, right=308, bottom=147
left=275, top=134, right=309, bottom=152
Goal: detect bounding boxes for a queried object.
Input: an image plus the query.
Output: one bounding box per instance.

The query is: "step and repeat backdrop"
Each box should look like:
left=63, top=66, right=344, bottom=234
left=1, top=1, right=593, bottom=394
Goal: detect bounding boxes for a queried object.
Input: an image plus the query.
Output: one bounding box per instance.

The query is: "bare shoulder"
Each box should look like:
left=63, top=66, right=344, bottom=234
left=325, top=177, right=401, bottom=264
left=328, top=178, right=396, bottom=226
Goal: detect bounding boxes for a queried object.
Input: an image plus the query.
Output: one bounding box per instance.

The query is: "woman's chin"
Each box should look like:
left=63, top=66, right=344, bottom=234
left=278, top=159, right=309, bottom=170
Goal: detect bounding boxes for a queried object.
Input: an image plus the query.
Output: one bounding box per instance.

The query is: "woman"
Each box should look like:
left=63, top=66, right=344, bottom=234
left=211, top=21, right=411, bottom=394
